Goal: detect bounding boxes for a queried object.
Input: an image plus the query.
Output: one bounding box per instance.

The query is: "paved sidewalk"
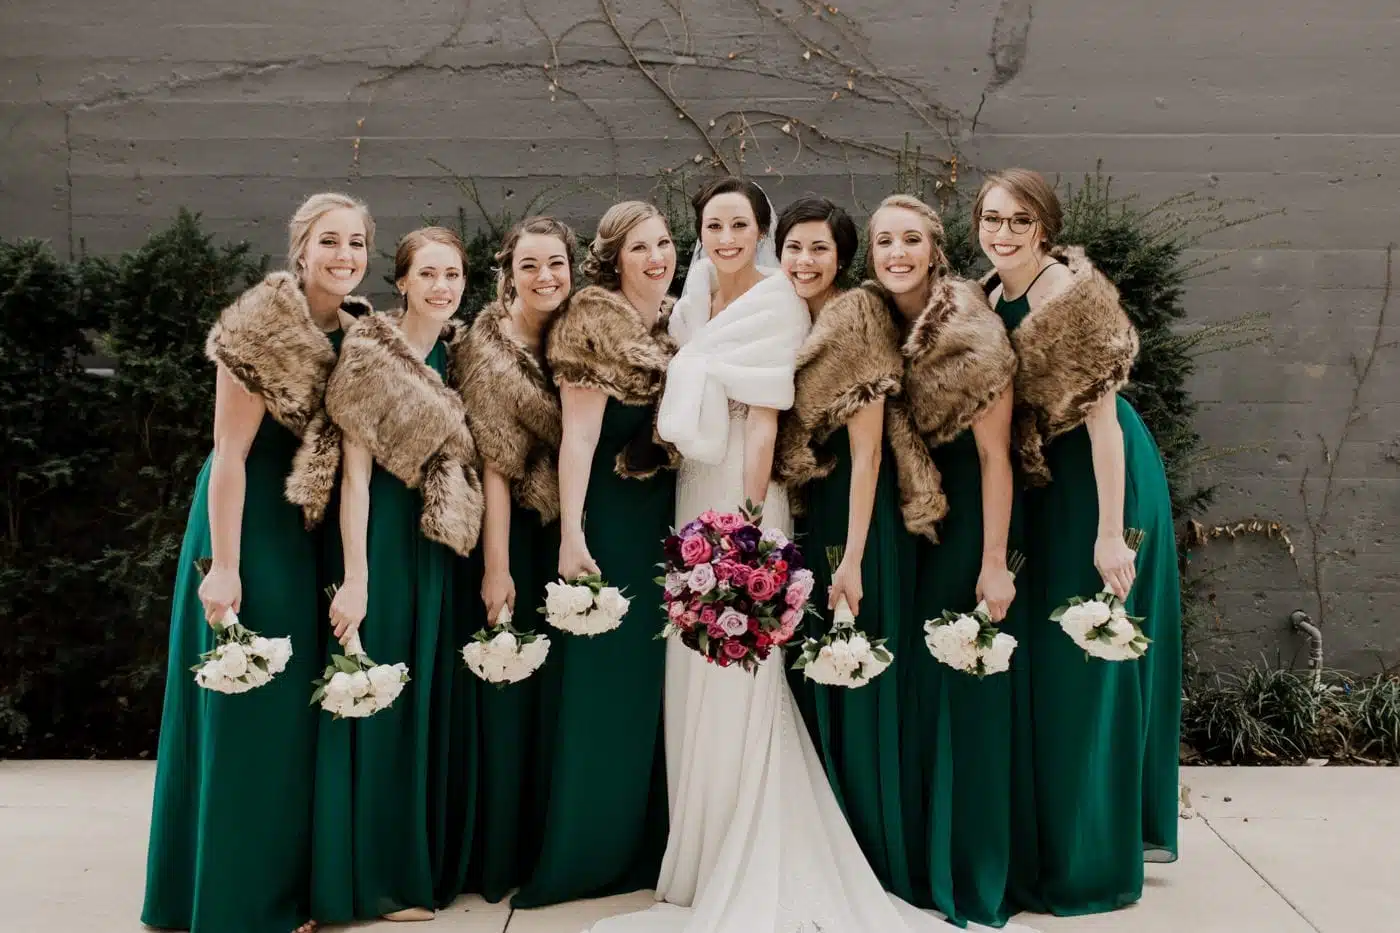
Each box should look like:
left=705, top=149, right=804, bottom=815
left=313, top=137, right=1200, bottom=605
left=2, top=761, right=1395, bottom=932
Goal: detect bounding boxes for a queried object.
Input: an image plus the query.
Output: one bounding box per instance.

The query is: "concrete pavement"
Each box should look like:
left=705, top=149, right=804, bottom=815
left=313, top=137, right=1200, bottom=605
left=2, top=761, right=1395, bottom=932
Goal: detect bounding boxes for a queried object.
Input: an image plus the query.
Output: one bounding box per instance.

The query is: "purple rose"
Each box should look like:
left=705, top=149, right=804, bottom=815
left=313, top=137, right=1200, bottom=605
left=679, top=520, right=705, bottom=539
left=718, top=608, right=749, bottom=637
left=732, top=525, right=761, bottom=555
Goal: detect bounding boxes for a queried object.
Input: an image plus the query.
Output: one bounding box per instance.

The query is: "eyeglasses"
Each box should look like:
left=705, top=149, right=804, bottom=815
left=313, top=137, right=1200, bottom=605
left=979, top=213, right=1037, bottom=235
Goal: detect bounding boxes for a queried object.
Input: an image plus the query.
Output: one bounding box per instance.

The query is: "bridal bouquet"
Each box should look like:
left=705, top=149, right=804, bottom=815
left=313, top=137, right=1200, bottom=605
left=792, top=546, right=893, bottom=687
left=312, top=584, right=410, bottom=718
left=541, top=574, right=630, bottom=636
left=189, top=558, right=293, bottom=694
left=462, top=604, right=551, bottom=685
left=658, top=502, right=814, bottom=673
left=924, top=551, right=1024, bottom=678
left=1052, top=529, right=1151, bottom=662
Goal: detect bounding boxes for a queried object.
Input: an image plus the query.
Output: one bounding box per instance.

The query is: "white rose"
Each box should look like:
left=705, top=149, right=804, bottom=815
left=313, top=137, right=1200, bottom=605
left=267, top=638, right=293, bottom=673
left=368, top=663, right=402, bottom=696
left=846, top=634, right=871, bottom=660
left=950, top=617, right=982, bottom=645
left=544, top=581, right=578, bottom=620
left=491, top=630, right=520, bottom=654
left=929, top=625, right=978, bottom=671
left=216, top=643, right=249, bottom=679
left=761, top=527, right=789, bottom=547
left=462, top=642, right=485, bottom=669
left=664, top=572, right=688, bottom=597
left=719, top=608, right=749, bottom=637
left=569, top=585, right=596, bottom=615
left=324, top=671, right=354, bottom=703
left=982, top=632, right=1018, bottom=674
left=595, top=587, right=630, bottom=620
left=520, top=637, right=550, bottom=669
left=348, top=670, right=371, bottom=698
left=829, top=640, right=857, bottom=675
left=1107, top=617, right=1137, bottom=646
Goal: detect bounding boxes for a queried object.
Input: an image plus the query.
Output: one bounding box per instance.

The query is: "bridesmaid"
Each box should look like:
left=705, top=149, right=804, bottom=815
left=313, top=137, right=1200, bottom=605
left=868, top=194, right=1023, bottom=926
left=454, top=217, right=568, bottom=902
left=142, top=192, right=374, bottom=933
left=310, top=226, right=484, bottom=923
left=976, top=168, right=1181, bottom=915
left=512, top=203, right=678, bottom=907
left=771, top=197, right=917, bottom=901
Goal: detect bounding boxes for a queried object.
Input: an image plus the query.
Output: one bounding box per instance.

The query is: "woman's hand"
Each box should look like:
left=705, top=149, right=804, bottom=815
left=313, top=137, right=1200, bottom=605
left=1094, top=534, right=1137, bottom=600
left=329, top=578, right=368, bottom=646
left=558, top=531, right=601, bottom=581
left=975, top=562, right=1016, bottom=623
left=828, top=558, right=864, bottom=617
left=482, top=567, right=516, bottom=624
left=197, top=565, right=242, bottom=628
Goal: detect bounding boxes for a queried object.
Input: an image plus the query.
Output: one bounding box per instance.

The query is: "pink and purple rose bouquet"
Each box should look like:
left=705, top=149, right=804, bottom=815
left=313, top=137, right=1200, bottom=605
left=657, top=502, right=814, bottom=673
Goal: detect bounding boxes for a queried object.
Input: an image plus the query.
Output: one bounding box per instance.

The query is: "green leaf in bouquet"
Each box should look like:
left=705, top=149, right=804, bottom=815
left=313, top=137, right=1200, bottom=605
left=741, top=498, right=764, bottom=523
left=1049, top=605, right=1069, bottom=622
left=332, top=654, right=361, bottom=675
left=653, top=575, right=667, bottom=586
left=309, top=686, right=326, bottom=706
left=792, top=653, right=810, bottom=670
left=697, top=631, right=710, bottom=654
left=251, top=656, right=268, bottom=671
left=872, top=646, right=894, bottom=663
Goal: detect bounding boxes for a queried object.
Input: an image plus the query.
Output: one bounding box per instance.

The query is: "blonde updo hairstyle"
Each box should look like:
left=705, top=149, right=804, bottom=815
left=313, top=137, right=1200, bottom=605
left=582, top=201, right=666, bottom=290
left=287, top=191, right=375, bottom=279
left=393, top=226, right=468, bottom=308
left=865, top=193, right=949, bottom=280
left=494, top=215, right=578, bottom=304
left=971, top=168, right=1063, bottom=253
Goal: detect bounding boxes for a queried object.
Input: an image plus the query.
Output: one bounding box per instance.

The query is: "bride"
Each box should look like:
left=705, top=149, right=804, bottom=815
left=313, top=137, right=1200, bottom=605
left=585, top=177, right=1038, bottom=933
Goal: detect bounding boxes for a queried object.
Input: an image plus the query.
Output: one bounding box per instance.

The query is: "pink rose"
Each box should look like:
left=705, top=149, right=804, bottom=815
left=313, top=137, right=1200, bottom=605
left=713, top=561, right=733, bottom=582
left=718, top=608, right=749, bottom=637
left=681, top=610, right=699, bottom=629
left=706, top=622, right=726, bottom=640
left=698, top=510, right=721, bottom=527
left=774, top=608, right=800, bottom=644
left=688, top=562, right=717, bottom=595
left=699, top=606, right=718, bottom=625
left=785, top=571, right=814, bottom=608
left=680, top=535, right=712, bottom=567
left=667, top=600, right=686, bottom=620
left=723, top=639, right=749, bottom=660
left=713, top=512, right=747, bottom=533
left=728, top=563, right=753, bottom=587
left=746, top=568, right=780, bottom=602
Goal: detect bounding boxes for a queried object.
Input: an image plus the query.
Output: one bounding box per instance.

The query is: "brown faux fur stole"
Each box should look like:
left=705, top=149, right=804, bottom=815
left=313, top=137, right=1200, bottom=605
left=546, top=285, right=681, bottom=479
left=887, top=275, right=1017, bottom=540
left=204, top=271, right=370, bottom=528
left=455, top=300, right=562, bottom=522
left=325, top=312, right=483, bottom=556
left=984, top=245, right=1139, bottom=485
left=773, top=285, right=902, bottom=502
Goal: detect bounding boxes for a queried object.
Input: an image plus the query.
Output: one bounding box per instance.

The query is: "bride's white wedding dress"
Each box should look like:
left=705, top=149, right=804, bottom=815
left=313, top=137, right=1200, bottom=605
left=584, top=261, right=1038, bottom=933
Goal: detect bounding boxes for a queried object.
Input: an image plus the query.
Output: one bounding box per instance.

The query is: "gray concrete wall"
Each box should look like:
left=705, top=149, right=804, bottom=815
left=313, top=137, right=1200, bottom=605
left=2, top=0, right=1396, bottom=673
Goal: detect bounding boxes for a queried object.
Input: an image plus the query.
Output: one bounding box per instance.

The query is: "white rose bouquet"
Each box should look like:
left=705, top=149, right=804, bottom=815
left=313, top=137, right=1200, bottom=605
left=1052, top=529, right=1151, bottom=662
left=924, top=551, right=1024, bottom=678
left=792, top=546, right=893, bottom=688
left=189, top=558, right=293, bottom=694
left=312, top=584, right=410, bottom=718
left=541, top=573, right=630, bottom=636
left=462, top=604, right=551, bottom=686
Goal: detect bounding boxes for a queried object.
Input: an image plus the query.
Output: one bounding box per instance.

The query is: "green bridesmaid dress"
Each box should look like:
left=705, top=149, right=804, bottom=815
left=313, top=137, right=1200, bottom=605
left=998, top=290, right=1182, bottom=916
left=142, top=414, right=328, bottom=933
left=791, top=427, right=918, bottom=904
left=309, top=340, right=477, bottom=921
left=467, top=500, right=560, bottom=903
left=896, top=427, right=1026, bottom=928
left=511, top=397, right=674, bottom=907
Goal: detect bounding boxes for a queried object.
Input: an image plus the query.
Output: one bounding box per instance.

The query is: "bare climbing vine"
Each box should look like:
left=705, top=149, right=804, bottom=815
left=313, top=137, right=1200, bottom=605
left=1299, top=243, right=1397, bottom=628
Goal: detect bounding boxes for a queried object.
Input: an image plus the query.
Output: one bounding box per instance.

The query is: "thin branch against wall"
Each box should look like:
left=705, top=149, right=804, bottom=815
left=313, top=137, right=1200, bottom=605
left=1299, top=242, right=1395, bottom=628
left=598, top=0, right=736, bottom=173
